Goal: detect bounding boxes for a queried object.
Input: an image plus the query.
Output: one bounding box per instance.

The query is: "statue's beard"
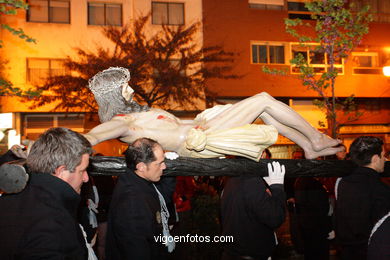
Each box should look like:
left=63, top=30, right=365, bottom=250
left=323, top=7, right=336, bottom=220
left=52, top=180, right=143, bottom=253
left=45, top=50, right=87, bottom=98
left=122, top=99, right=150, bottom=114
left=96, top=95, right=150, bottom=123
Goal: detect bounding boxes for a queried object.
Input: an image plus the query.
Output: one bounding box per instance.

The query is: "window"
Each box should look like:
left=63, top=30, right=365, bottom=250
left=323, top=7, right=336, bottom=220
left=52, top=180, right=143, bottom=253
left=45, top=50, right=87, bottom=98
left=152, top=2, right=184, bottom=25
left=27, top=58, right=68, bottom=85
left=153, top=59, right=186, bottom=77
left=287, top=1, right=312, bottom=20
left=352, top=0, right=390, bottom=23
left=27, top=0, right=70, bottom=23
left=168, top=59, right=186, bottom=75
left=290, top=43, right=344, bottom=74
left=24, top=114, right=85, bottom=139
left=352, top=52, right=382, bottom=75
left=249, top=0, right=284, bottom=10
left=251, top=42, right=285, bottom=64
left=88, top=2, right=122, bottom=26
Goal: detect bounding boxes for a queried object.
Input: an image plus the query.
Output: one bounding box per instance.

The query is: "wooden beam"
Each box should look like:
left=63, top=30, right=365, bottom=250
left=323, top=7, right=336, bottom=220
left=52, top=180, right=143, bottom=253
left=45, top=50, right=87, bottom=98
left=88, top=156, right=390, bottom=177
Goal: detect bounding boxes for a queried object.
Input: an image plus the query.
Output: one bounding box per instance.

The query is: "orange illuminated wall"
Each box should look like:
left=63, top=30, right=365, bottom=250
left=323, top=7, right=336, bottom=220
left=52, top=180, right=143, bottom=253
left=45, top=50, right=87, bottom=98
left=202, top=0, right=390, bottom=99
left=0, top=0, right=204, bottom=113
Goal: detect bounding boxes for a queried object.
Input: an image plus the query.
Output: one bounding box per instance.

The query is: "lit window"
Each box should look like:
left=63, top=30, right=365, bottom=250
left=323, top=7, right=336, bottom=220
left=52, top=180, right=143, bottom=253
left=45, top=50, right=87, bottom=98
left=251, top=43, right=285, bottom=64
left=290, top=43, right=344, bottom=74
left=352, top=52, right=382, bottom=75
left=152, top=2, right=184, bottom=25
left=248, top=0, right=284, bottom=10
left=88, top=2, right=122, bottom=26
left=27, top=0, right=70, bottom=23
left=26, top=58, right=68, bottom=85
left=24, top=114, right=85, bottom=139
left=287, top=1, right=312, bottom=20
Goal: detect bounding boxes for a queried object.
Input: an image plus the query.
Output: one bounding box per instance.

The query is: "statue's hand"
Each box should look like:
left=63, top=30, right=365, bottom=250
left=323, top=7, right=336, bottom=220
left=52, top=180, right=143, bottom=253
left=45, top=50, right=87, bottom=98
left=10, top=145, right=27, bottom=159
left=263, top=161, right=285, bottom=186
left=165, top=152, right=179, bottom=160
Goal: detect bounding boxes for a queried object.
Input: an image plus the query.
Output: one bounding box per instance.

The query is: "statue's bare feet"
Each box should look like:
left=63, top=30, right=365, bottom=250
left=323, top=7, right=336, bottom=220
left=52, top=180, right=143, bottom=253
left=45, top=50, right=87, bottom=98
left=304, top=145, right=345, bottom=160
left=311, top=133, right=341, bottom=152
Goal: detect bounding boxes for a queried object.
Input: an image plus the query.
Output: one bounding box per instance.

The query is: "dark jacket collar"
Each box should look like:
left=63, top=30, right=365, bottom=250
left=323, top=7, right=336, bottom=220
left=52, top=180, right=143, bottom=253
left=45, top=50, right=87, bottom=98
left=125, top=167, right=154, bottom=186
left=121, top=168, right=159, bottom=200
left=29, top=173, right=81, bottom=217
left=353, top=166, right=380, bottom=178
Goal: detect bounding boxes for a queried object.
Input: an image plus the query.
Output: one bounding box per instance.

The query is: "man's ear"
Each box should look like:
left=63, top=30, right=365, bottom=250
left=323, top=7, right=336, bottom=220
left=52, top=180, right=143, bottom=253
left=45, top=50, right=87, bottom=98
left=53, top=165, right=68, bottom=180
left=371, top=154, right=379, bottom=165
left=136, top=162, right=146, bottom=172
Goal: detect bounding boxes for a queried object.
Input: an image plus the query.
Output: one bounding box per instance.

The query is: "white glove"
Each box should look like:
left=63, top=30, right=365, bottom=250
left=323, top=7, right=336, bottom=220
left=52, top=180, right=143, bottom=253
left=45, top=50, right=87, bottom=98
left=263, top=161, right=285, bottom=186
left=164, top=152, right=179, bottom=160
left=327, top=230, right=335, bottom=240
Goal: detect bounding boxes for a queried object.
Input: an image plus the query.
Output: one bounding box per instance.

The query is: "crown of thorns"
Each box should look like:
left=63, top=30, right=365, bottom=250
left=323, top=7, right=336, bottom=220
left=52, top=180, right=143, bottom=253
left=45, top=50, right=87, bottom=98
left=88, top=67, right=130, bottom=96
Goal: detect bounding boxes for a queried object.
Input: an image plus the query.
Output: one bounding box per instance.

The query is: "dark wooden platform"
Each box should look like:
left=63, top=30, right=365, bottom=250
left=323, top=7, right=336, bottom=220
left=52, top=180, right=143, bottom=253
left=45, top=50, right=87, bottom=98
left=88, top=156, right=390, bottom=177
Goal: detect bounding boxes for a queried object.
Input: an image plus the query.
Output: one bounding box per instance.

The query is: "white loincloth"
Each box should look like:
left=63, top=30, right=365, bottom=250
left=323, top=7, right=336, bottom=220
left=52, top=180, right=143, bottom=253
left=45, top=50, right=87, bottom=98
left=185, top=124, right=278, bottom=161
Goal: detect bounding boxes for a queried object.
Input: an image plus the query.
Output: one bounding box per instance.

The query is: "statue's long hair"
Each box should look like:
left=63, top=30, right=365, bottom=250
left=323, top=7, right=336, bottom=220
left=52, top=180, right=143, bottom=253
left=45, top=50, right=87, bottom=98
left=88, top=67, right=150, bottom=122
left=94, top=87, right=149, bottom=123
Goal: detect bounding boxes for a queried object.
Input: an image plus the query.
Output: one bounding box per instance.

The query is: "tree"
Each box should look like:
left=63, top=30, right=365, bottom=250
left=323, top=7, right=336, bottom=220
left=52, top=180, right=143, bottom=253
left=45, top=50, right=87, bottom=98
left=27, top=15, right=239, bottom=112
left=0, top=0, right=36, bottom=96
left=266, top=0, right=372, bottom=138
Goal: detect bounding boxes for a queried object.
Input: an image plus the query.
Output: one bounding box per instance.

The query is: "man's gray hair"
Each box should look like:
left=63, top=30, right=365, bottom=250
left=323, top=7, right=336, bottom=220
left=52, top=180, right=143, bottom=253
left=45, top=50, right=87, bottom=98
left=88, top=67, right=149, bottom=123
left=26, top=127, right=93, bottom=174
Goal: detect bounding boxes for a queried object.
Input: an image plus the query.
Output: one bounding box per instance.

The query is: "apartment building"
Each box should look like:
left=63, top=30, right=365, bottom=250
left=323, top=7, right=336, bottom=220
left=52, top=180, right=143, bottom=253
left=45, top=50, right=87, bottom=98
left=0, top=0, right=389, bottom=156
left=202, top=0, right=390, bottom=156
left=0, top=0, right=202, bottom=154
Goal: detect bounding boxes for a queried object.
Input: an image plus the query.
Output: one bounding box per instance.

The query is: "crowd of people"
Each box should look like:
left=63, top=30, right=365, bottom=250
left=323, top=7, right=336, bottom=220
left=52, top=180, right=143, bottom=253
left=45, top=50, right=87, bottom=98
left=0, top=128, right=388, bottom=260
left=0, top=68, right=388, bottom=260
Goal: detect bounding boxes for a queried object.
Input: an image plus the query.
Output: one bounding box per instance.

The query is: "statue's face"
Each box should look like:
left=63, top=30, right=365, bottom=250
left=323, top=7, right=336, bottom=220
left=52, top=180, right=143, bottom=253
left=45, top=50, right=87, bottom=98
left=121, top=83, right=134, bottom=101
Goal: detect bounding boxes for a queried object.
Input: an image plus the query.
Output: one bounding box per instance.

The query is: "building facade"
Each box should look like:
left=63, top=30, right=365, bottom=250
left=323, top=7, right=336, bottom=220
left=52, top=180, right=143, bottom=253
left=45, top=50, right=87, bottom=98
left=0, top=0, right=202, bottom=155
left=0, top=0, right=389, bottom=157
left=202, top=0, right=390, bottom=156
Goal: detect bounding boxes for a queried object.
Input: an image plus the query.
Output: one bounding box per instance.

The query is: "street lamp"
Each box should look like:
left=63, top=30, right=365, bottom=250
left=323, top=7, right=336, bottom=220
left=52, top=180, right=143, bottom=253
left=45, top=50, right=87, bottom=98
left=383, top=65, right=390, bottom=77
left=383, top=48, right=390, bottom=77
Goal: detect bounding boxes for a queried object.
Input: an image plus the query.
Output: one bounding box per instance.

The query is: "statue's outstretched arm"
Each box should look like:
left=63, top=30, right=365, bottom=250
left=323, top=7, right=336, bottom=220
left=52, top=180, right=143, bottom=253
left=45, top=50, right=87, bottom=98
left=84, top=119, right=131, bottom=146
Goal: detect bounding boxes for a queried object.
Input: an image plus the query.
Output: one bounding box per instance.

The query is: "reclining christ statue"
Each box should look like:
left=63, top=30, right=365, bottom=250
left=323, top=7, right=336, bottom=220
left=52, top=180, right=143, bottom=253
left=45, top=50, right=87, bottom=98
left=84, top=67, right=344, bottom=161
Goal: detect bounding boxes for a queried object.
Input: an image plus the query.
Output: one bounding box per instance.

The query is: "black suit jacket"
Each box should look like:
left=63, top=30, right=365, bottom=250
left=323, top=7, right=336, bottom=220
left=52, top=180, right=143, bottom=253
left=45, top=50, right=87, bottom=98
left=221, top=176, right=286, bottom=258
left=106, top=168, right=175, bottom=260
left=335, top=167, right=390, bottom=246
left=0, top=173, right=87, bottom=260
